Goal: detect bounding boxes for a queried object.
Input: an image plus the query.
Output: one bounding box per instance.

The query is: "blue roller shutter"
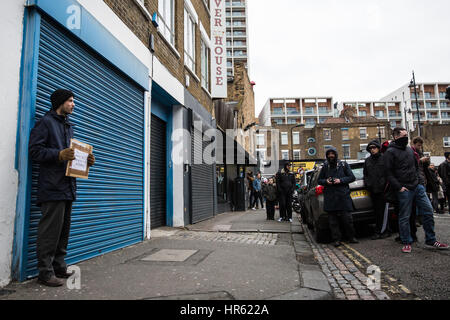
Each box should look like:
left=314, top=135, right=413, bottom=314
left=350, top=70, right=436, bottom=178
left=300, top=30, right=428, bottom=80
left=25, top=16, right=145, bottom=278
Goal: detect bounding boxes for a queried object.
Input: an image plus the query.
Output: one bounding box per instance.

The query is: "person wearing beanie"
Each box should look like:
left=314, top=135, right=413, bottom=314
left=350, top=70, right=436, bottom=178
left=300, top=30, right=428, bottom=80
left=29, top=89, right=96, bottom=287
left=364, top=140, right=391, bottom=240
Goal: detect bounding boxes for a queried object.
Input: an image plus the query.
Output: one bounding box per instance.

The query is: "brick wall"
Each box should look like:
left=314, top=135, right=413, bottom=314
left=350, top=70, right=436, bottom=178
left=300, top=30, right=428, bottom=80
left=103, top=0, right=214, bottom=114
left=412, top=124, right=450, bottom=157
left=226, top=62, right=255, bottom=130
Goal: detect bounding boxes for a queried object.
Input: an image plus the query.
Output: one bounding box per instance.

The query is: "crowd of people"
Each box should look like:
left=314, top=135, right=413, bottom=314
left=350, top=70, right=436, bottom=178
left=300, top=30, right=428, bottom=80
left=246, top=162, right=296, bottom=223
left=245, top=127, right=450, bottom=254
left=321, top=127, right=449, bottom=252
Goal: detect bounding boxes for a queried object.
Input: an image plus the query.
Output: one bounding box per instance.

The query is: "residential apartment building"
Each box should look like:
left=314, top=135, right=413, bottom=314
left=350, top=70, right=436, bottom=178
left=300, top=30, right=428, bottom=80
left=1, top=0, right=227, bottom=286
left=381, top=82, right=450, bottom=131
left=338, top=101, right=404, bottom=129
left=258, top=97, right=336, bottom=129
left=226, top=0, right=250, bottom=78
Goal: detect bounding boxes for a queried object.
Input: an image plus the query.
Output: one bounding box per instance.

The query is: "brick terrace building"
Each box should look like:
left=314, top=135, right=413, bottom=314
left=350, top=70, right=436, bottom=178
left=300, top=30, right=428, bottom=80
left=253, top=106, right=391, bottom=169
left=338, top=101, right=404, bottom=129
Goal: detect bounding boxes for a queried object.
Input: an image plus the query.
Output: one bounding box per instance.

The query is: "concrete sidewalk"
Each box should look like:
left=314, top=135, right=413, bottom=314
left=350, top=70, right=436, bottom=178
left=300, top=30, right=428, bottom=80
left=0, top=210, right=332, bottom=300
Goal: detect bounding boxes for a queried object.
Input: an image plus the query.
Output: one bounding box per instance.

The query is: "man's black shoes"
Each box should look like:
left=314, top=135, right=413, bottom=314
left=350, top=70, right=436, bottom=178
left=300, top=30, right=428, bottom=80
left=55, top=270, right=75, bottom=279
left=37, top=276, right=64, bottom=287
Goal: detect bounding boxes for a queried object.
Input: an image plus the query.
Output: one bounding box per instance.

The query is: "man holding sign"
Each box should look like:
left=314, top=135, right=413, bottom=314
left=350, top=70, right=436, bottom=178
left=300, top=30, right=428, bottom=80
left=29, top=89, right=95, bottom=287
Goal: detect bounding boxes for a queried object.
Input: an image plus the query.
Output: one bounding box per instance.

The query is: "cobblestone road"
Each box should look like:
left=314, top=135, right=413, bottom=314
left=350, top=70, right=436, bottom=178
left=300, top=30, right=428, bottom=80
left=172, top=231, right=278, bottom=246
left=302, top=220, right=420, bottom=300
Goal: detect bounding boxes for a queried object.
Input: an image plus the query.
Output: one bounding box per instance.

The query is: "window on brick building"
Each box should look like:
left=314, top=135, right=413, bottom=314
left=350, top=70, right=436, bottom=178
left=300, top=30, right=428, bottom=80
left=444, top=137, right=450, bottom=148
left=323, top=128, right=331, bottom=141
left=342, top=144, right=351, bottom=159
left=184, top=5, right=197, bottom=72
left=281, top=150, right=289, bottom=160
left=201, top=39, right=210, bottom=91
left=341, top=128, right=349, bottom=141
left=360, top=127, right=368, bottom=139
left=293, top=150, right=301, bottom=160
left=292, top=132, right=300, bottom=145
left=158, top=0, right=175, bottom=46
left=281, top=132, right=288, bottom=145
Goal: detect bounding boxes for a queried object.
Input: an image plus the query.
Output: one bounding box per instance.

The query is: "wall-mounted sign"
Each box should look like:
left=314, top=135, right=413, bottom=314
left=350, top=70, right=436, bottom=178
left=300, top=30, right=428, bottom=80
left=211, top=0, right=227, bottom=98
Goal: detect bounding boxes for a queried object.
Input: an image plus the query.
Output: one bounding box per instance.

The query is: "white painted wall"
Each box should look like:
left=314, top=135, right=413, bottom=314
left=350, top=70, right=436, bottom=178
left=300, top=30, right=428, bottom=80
left=171, top=106, right=186, bottom=227
left=0, top=0, right=26, bottom=287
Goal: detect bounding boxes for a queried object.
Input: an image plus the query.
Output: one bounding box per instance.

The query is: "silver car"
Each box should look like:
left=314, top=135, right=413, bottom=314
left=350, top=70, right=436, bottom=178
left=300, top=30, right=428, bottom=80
left=303, top=160, right=387, bottom=243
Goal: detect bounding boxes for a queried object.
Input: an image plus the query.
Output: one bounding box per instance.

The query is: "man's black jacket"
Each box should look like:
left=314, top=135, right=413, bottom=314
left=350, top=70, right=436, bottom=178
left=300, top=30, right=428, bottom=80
left=439, top=161, right=450, bottom=186
left=383, top=141, right=423, bottom=192
left=363, top=141, right=386, bottom=194
left=29, top=110, right=76, bottom=205
left=276, top=169, right=296, bottom=194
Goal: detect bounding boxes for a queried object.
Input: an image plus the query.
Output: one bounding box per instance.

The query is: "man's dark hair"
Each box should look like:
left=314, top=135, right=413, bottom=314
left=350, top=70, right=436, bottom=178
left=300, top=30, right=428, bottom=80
left=392, top=127, right=407, bottom=138
left=412, top=137, right=424, bottom=145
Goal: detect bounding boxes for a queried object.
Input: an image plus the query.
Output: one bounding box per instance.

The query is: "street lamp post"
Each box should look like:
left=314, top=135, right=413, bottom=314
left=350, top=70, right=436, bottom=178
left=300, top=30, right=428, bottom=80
left=290, top=123, right=305, bottom=160
left=409, top=71, right=421, bottom=137
left=377, top=123, right=382, bottom=144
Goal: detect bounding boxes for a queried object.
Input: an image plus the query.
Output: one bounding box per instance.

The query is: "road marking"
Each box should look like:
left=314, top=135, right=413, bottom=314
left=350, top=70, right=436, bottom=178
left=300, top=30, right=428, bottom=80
left=398, top=284, right=412, bottom=294
left=341, top=244, right=418, bottom=299
left=340, top=249, right=364, bottom=269
left=342, top=243, right=372, bottom=265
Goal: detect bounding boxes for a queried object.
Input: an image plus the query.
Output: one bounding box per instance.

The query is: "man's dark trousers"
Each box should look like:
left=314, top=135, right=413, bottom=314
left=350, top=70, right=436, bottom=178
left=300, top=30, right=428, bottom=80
left=371, top=192, right=389, bottom=234
left=266, top=200, right=275, bottom=220
left=279, top=191, right=293, bottom=220
left=328, top=211, right=356, bottom=241
left=252, top=191, right=264, bottom=209
left=37, top=201, right=72, bottom=281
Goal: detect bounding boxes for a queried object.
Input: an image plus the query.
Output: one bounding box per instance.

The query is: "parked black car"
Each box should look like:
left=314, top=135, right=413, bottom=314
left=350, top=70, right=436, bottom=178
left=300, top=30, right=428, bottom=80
left=303, top=161, right=394, bottom=243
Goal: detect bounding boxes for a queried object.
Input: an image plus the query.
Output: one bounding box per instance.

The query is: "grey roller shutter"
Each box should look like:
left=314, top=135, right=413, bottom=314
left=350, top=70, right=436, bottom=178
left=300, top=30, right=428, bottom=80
left=150, top=115, right=167, bottom=229
left=191, top=129, right=215, bottom=224
left=25, top=17, right=145, bottom=278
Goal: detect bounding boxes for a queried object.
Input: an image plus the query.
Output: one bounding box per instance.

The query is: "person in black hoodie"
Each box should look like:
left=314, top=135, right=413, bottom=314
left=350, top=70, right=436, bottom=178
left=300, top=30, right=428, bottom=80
left=276, top=161, right=296, bottom=222
left=364, top=140, right=391, bottom=240
left=318, top=147, right=358, bottom=247
left=29, top=89, right=96, bottom=287
left=384, top=127, right=448, bottom=253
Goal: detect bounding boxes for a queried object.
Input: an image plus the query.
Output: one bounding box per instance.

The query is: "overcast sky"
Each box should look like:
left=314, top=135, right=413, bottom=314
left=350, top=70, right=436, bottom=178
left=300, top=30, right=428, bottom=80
left=247, top=0, right=450, bottom=116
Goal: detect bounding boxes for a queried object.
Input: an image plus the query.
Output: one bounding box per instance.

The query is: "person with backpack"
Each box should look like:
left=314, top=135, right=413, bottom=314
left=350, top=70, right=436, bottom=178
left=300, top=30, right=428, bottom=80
left=364, top=140, right=391, bottom=240
left=318, top=147, right=359, bottom=247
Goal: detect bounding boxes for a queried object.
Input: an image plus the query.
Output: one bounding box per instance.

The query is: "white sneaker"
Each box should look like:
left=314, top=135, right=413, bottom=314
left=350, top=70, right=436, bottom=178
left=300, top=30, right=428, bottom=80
left=277, top=218, right=283, bottom=222
left=289, top=218, right=293, bottom=223
left=252, top=208, right=256, bottom=211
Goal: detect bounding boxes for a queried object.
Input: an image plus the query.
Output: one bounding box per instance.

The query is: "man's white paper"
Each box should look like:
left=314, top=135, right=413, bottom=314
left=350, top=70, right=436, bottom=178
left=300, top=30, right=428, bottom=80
left=71, top=149, right=88, bottom=172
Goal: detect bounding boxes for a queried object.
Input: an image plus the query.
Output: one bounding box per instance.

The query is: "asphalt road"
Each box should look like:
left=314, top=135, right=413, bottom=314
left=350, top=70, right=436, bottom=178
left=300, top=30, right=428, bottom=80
left=333, top=212, right=450, bottom=300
